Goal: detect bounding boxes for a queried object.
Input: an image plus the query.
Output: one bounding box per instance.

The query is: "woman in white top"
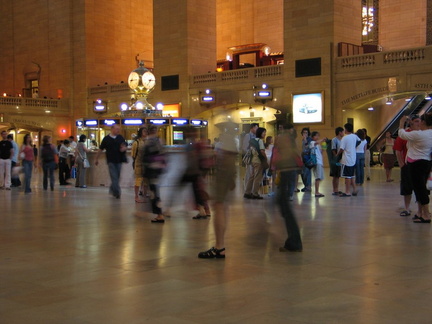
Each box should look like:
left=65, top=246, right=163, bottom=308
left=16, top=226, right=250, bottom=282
left=75, top=134, right=90, bottom=188
left=355, top=129, right=368, bottom=185
left=264, top=136, right=274, bottom=196
left=398, top=113, right=432, bottom=223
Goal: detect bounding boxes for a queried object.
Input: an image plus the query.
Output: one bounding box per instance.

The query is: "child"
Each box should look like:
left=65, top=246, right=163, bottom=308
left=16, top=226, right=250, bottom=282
left=309, top=131, right=326, bottom=198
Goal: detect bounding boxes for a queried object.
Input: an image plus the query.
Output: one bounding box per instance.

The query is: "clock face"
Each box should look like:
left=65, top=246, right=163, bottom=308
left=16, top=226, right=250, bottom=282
left=128, top=72, right=140, bottom=90
left=142, top=71, right=155, bottom=90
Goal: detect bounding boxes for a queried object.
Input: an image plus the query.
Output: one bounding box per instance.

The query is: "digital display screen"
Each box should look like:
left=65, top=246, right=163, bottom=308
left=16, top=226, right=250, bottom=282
left=292, top=93, right=323, bottom=124
left=173, top=131, right=184, bottom=141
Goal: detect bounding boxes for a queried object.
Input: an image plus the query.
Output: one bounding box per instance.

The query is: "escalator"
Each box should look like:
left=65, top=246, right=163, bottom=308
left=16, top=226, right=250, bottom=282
left=370, top=94, right=432, bottom=165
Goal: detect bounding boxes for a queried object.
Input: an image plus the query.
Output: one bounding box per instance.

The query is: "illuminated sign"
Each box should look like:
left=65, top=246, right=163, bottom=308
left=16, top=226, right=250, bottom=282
left=84, top=120, right=98, bottom=126
left=171, top=118, right=189, bottom=125
left=93, top=100, right=107, bottom=112
left=76, top=120, right=84, bottom=127
left=258, top=91, right=271, bottom=97
left=292, top=92, right=323, bottom=124
left=190, top=120, right=202, bottom=126
left=100, top=119, right=119, bottom=126
left=201, top=96, right=214, bottom=102
left=202, top=120, right=208, bottom=126
left=122, top=119, right=144, bottom=125
left=148, top=119, right=169, bottom=125
left=255, top=89, right=273, bottom=100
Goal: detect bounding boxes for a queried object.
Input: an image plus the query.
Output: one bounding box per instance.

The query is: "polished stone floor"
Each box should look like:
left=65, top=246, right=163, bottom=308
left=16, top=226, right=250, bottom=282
left=1, top=165, right=432, bottom=324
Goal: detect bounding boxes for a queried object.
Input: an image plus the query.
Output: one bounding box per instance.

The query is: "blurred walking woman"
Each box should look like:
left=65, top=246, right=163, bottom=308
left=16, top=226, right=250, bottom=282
left=40, top=135, right=58, bottom=191
left=75, top=134, right=90, bottom=188
left=244, top=127, right=267, bottom=199
left=398, top=113, right=432, bottom=223
left=20, top=134, right=35, bottom=193
left=132, top=127, right=148, bottom=202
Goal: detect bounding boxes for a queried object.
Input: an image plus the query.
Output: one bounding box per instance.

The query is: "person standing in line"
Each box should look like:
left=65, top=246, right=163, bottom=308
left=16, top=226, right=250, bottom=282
left=0, top=130, right=14, bottom=190
left=40, top=135, right=58, bottom=191
left=20, top=134, right=35, bottom=194
left=309, top=131, right=326, bottom=198
left=300, top=127, right=312, bottom=192
left=75, top=135, right=90, bottom=188
left=379, top=131, right=396, bottom=182
left=398, top=114, right=432, bottom=223
left=363, top=128, right=372, bottom=181
left=198, top=123, right=238, bottom=258
left=394, top=115, right=421, bottom=217
left=272, top=123, right=303, bottom=253
left=95, top=124, right=127, bottom=199
left=143, top=125, right=166, bottom=223
left=131, top=127, right=148, bottom=203
left=242, top=123, right=259, bottom=198
left=7, top=134, right=21, bottom=187
left=328, top=126, right=344, bottom=195
left=58, top=139, right=71, bottom=185
left=68, top=135, right=77, bottom=170
left=337, top=123, right=359, bottom=197
left=244, top=127, right=267, bottom=199
left=265, top=136, right=275, bottom=196
left=355, top=129, right=367, bottom=185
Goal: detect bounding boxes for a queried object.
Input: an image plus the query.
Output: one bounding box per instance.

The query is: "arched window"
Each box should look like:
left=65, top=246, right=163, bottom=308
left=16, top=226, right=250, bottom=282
left=362, top=0, right=379, bottom=44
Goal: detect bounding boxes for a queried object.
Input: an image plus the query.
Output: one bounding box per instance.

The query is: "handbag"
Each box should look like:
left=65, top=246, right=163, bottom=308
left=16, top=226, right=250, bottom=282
left=242, top=149, right=253, bottom=165
left=427, top=171, right=432, bottom=190
left=83, top=158, right=91, bottom=169
left=77, top=148, right=90, bottom=168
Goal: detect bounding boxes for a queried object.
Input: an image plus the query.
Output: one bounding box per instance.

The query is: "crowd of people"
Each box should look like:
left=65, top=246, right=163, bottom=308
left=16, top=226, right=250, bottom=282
left=0, top=113, right=431, bottom=257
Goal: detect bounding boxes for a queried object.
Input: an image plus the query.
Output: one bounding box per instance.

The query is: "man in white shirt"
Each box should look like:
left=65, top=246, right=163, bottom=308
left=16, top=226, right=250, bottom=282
left=337, top=123, right=359, bottom=197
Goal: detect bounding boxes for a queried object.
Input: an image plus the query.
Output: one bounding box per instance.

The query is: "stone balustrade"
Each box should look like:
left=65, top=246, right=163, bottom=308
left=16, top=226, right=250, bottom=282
left=191, top=65, right=283, bottom=86
left=0, top=97, right=67, bottom=114
left=336, top=46, right=430, bottom=72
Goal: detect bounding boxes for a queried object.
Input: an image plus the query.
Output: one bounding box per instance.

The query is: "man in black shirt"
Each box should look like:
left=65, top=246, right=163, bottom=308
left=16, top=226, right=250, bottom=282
left=0, top=130, right=14, bottom=190
left=95, top=124, right=127, bottom=198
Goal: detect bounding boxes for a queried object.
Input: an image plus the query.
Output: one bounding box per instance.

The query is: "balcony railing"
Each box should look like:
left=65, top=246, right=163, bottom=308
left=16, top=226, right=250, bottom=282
left=191, top=65, right=283, bottom=85
left=336, top=46, right=430, bottom=72
left=0, top=97, right=65, bottom=110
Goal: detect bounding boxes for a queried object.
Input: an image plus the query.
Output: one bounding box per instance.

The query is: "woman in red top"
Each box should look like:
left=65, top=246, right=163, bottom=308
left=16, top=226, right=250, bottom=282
left=19, top=134, right=35, bottom=194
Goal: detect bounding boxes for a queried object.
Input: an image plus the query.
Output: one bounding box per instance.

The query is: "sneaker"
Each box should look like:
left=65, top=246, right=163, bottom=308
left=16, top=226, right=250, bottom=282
left=289, top=196, right=293, bottom=201
left=243, top=193, right=253, bottom=199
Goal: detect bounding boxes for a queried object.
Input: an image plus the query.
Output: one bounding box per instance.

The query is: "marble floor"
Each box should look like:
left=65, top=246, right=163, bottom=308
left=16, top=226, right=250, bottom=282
left=1, top=165, right=432, bottom=324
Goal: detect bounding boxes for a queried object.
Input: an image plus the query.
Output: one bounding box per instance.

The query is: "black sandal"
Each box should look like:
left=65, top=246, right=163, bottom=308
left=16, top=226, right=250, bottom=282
left=192, top=214, right=207, bottom=219
left=413, top=217, right=431, bottom=223
left=198, top=247, right=225, bottom=259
